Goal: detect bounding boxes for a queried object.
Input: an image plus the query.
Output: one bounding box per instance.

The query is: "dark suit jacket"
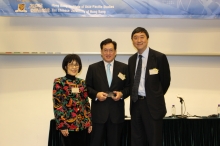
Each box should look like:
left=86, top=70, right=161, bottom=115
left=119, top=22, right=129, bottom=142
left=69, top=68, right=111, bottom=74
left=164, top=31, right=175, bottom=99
left=86, top=60, right=129, bottom=124
left=128, top=48, right=171, bottom=120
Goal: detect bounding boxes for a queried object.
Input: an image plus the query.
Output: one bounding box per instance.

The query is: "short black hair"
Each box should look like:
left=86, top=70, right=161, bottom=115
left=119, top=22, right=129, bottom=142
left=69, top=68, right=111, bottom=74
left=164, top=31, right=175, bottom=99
left=100, top=38, right=117, bottom=50
left=62, top=54, right=82, bottom=73
left=131, top=27, right=149, bottom=39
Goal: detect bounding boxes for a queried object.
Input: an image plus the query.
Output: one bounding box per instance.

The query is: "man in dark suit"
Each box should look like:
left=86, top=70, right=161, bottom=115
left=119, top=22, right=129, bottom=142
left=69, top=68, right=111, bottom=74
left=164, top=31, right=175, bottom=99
left=128, top=27, right=171, bottom=146
left=85, top=38, right=130, bottom=146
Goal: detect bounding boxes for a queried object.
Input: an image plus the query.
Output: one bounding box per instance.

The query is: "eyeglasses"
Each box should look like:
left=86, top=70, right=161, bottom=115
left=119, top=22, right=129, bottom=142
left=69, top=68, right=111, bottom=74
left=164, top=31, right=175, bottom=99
left=68, top=63, right=79, bottom=68
left=102, top=49, right=115, bottom=54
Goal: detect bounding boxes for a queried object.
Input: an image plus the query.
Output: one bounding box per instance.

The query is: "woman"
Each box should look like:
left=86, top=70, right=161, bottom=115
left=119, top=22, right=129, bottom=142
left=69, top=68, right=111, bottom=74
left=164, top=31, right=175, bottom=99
left=53, top=54, right=92, bottom=146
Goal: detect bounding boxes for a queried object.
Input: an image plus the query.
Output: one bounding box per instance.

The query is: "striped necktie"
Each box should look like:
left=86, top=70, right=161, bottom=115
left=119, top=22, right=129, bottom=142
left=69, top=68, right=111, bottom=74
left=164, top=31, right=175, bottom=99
left=132, top=55, right=142, bottom=102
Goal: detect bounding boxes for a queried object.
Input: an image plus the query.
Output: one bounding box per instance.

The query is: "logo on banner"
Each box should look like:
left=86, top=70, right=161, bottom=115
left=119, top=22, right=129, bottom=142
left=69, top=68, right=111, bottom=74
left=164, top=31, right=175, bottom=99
left=15, top=4, right=27, bottom=12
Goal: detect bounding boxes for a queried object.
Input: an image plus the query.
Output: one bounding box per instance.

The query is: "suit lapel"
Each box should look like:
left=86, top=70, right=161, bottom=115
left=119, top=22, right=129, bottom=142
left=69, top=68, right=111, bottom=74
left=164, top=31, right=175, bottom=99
left=111, top=61, right=119, bottom=87
left=131, top=53, right=138, bottom=81
left=98, top=61, right=109, bottom=87
left=145, top=48, right=156, bottom=80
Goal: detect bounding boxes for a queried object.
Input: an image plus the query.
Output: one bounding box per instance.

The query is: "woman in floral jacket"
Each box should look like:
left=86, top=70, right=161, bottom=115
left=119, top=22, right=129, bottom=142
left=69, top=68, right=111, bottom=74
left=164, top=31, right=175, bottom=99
left=53, top=54, right=92, bottom=146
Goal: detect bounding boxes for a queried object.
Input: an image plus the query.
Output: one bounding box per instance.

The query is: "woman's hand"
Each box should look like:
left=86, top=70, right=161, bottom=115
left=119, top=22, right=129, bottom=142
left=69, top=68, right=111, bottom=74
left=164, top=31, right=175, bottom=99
left=60, top=129, right=69, bottom=137
left=88, top=126, right=92, bottom=133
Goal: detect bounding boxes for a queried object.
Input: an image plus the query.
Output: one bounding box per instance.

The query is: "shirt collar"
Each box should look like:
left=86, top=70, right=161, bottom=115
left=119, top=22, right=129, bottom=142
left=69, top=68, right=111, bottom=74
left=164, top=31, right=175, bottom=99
left=137, top=47, right=149, bottom=58
left=103, top=60, right=114, bottom=67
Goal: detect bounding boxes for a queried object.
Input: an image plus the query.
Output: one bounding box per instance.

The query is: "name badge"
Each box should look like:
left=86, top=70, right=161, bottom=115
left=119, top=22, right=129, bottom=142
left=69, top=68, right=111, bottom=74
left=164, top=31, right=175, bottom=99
left=149, top=68, right=159, bottom=75
left=72, top=87, right=79, bottom=93
left=118, top=72, right=126, bottom=80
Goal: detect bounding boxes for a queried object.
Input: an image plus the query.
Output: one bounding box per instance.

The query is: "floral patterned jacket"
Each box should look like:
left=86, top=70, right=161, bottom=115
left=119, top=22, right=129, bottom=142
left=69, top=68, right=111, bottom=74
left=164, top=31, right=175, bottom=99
left=53, top=76, right=91, bottom=131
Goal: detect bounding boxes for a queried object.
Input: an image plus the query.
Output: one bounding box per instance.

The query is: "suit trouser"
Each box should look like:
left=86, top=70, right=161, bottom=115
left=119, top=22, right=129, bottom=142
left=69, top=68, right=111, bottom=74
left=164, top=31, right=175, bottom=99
left=131, top=99, right=163, bottom=146
left=90, top=118, right=123, bottom=146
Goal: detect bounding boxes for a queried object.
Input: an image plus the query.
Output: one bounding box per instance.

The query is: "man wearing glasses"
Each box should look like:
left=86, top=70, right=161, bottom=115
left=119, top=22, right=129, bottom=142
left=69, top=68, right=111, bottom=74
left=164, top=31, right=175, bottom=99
left=85, top=38, right=130, bottom=146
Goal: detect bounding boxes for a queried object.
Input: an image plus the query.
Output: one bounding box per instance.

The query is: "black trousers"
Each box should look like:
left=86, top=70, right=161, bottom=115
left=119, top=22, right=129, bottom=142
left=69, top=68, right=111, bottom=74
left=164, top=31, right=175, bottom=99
left=61, top=129, right=88, bottom=146
left=90, top=118, right=123, bottom=146
left=131, top=99, right=163, bottom=146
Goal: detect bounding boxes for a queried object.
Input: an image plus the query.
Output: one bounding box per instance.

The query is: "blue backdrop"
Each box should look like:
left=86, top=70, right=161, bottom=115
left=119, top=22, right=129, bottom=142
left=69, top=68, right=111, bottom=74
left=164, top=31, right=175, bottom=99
left=0, top=0, right=220, bottom=18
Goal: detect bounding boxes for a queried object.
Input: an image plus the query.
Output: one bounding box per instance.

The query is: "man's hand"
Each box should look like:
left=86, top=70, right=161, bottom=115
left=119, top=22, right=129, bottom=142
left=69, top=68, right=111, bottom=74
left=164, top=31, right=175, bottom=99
left=96, top=92, right=108, bottom=101
left=112, top=91, right=123, bottom=101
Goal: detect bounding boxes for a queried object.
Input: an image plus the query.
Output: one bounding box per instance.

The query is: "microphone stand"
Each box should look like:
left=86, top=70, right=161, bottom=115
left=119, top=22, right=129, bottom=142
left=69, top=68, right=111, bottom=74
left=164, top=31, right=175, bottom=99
left=177, top=97, right=186, bottom=118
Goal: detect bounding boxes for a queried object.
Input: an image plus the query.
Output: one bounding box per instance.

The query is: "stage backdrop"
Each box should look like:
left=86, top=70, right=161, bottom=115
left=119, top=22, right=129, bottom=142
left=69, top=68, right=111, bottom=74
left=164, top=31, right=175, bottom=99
left=0, top=0, right=220, bottom=18
left=1, top=17, right=220, bottom=56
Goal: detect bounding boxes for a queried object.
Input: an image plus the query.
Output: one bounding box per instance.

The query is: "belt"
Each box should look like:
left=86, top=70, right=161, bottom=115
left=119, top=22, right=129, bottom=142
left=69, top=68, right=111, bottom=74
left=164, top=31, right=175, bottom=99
left=138, top=95, right=146, bottom=99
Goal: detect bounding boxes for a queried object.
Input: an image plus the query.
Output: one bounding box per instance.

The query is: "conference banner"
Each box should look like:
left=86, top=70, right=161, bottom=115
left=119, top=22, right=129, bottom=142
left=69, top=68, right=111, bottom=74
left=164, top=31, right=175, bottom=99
left=0, top=0, right=220, bottom=18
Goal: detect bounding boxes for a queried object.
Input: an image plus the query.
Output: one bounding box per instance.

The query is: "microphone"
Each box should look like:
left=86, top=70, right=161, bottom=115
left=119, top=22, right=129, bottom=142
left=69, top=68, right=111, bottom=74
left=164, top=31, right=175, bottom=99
left=177, top=96, right=185, bottom=118
left=177, top=96, right=184, bottom=103
left=177, top=96, right=184, bottom=101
